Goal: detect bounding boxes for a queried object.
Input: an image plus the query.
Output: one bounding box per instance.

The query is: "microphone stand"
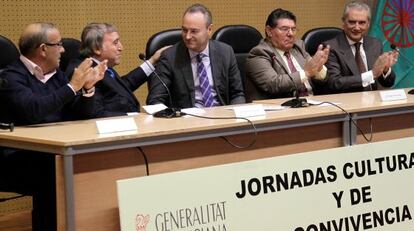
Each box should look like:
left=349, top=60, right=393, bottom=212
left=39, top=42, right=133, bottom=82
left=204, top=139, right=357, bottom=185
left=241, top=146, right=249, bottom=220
left=0, top=122, right=14, bottom=132
left=138, top=53, right=182, bottom=118
left=390, top=44, right=414, bottom=94
left=0, top=77, right=14, bottom=131
left=281, top=91, right=308, bottom=108
left=271, top=54, right=308, bottom=108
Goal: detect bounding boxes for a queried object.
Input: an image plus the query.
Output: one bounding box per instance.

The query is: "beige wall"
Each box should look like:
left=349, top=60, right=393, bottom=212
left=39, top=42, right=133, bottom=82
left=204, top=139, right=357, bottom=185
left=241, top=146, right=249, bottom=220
left=1, top=0, right=365, bottom=104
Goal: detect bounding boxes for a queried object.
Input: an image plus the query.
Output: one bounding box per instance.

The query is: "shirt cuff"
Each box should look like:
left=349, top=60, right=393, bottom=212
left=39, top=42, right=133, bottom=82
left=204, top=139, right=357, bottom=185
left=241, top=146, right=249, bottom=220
left=299, top=70, right=307, bottom=83
left=361, top=70, right=375, bottom=87
left=314, top=65, right=327, bottom=80
left=383, top=67, right=392, bottom=79
left=67, top=83, right=77, bottom=95
left=81, top=87, right=95, bottom=97
left=140, top=61, right=155, bottom=76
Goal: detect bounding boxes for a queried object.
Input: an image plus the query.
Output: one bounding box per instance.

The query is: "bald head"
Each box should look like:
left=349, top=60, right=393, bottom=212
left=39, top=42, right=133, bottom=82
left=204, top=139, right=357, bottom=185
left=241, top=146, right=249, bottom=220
left=19, top=22, right=57, bottom=56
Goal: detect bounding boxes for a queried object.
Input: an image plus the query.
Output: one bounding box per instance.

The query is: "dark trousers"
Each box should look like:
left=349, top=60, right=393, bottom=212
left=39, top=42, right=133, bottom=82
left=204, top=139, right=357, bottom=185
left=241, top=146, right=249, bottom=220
left=0, top=149, right=57, bottom=231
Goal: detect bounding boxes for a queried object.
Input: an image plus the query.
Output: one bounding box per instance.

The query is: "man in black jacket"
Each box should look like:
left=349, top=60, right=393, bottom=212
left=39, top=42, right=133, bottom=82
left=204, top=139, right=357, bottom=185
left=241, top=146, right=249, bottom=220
left=0, top=22, right=105, bottom=231
left=66, top=23, right=169, bottom=117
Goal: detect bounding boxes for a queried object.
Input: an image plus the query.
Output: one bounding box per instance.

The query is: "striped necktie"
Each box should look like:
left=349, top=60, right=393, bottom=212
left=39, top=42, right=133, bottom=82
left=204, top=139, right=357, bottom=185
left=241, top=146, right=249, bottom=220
left=197, top=53, right=217, bottom=107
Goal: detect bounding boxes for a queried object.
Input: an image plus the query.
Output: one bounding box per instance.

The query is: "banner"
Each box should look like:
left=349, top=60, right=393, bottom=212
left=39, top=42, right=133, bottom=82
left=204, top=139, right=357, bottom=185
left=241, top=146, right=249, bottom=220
left=368, top=0, right=414, bottom=88
left=117, top=137, right=414, bottom=230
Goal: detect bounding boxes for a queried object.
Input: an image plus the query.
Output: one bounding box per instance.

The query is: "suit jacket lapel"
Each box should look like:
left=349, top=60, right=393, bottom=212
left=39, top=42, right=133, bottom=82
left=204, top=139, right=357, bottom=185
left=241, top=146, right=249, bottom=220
left=338, top=33, right=360, bottom=75
left=100, top=67, right=139, bottom=106
left=291, top=45, right=306, bottom=68
left=112, top=70, right=139, bottom=104
left=209, top=41, right=224, bottom=92
left=176, top=42, right=195, bottom=104
left=363, top=37, right=376, bottom=69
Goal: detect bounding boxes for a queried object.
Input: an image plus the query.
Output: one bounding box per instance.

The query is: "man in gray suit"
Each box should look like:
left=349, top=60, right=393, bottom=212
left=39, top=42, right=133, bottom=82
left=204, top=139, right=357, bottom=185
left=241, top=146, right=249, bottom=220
left=324, top=1, right=398, bottom=93
left=245, top=8, right=330, bottom=101
left=146, top=3, right=245, bottom=108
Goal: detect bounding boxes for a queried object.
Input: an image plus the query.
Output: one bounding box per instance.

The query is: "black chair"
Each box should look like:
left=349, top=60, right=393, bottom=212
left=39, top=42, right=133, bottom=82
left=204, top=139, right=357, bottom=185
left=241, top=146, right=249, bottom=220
left=0, top=35, right=19, bottom=71
left=145, top=29, right=181, bottom=58
left=60, top=38, right=81, bottom=72
left=212, top=25, right=262, bottom=102
left=302, top=27, right=342, bottom=56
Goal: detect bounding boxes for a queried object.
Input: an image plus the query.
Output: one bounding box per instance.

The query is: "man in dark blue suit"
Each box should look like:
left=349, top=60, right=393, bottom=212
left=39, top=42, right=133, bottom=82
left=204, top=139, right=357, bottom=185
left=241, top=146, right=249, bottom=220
left=146, top=4, right=245, bottom=108
left=66, top=23, right=169, bottom=117
left=0, top=22, right=105, bottom=231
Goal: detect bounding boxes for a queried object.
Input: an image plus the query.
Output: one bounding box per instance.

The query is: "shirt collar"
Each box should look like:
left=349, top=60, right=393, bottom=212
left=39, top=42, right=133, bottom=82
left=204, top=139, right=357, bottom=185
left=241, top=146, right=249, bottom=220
left=346, top=36, right=364, bottom=46
left=275, top=47, right=287, bottom=57
left=91, top=57, right=101, bottom=64
left=189, top=42, right=210, bottom=60
left=20, top=55, right=56, bottom=82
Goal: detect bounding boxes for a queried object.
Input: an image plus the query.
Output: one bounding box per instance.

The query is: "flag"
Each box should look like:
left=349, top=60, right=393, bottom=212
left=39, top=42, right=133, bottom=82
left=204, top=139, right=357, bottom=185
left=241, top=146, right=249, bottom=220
left=368, top=0, right=414, bottom=88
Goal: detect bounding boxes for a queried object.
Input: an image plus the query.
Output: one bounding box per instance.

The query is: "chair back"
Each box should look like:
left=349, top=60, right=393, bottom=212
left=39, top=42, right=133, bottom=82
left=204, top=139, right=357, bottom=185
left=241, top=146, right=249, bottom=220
left=302, top=27, right=342, bottom=56
left=212, top=25, right=262, bottom=102
left=0, top=35, right=19, bottom=71
left=60, top=38, right=81, bottom=72
left=145, top=29, right=182, bottom=58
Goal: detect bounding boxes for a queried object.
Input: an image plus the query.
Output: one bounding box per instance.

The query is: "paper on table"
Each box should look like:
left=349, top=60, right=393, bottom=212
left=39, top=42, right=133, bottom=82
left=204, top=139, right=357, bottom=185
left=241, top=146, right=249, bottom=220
left=142, top=104, right=167, bottom=115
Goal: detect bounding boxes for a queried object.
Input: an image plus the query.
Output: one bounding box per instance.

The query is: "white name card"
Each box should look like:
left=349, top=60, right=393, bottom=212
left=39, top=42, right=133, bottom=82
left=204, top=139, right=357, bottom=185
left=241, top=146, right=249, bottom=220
left=96, top=117, right=137, bottom=134
left=379, top=89, right=407, bottom=102
left=233, top=104, right=265, bottom=117
left=142, top=103, right=167, bottom=115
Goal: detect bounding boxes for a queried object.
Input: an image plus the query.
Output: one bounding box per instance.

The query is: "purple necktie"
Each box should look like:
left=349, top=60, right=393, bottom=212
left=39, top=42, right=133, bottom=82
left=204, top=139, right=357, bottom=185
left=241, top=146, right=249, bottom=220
left=197, top=53, right=217, bottom=107
left=284, top=52, right=308, bottom=96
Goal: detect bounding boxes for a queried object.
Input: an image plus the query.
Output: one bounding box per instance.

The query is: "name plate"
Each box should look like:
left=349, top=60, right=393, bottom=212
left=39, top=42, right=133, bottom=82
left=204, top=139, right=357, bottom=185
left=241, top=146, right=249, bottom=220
left=96, top=117, right=137, bottom=134
left=142, top=103, right=168, bottom=115
left=233, top=104, right=265, bottom=117
left=379, top=89, right=407, bottom=102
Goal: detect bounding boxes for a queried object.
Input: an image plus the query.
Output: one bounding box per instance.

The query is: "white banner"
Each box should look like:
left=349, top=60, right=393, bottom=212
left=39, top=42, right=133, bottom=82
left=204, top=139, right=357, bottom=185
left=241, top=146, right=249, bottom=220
left=117, top=137, right=414, bottom=231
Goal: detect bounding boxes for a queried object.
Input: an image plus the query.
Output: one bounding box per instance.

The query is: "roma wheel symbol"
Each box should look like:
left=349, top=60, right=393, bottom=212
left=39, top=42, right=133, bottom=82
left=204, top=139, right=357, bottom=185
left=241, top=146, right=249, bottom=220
left=381, top=0, right=414, bottom=48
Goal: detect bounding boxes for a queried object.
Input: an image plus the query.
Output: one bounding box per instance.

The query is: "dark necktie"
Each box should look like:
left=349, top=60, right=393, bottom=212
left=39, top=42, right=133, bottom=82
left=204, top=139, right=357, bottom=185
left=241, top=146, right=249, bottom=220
left=354, top=42, right=367, bottom=73
left=197, top=53, right=217, bottom=107
left=284, top=52, right=308, bottom=96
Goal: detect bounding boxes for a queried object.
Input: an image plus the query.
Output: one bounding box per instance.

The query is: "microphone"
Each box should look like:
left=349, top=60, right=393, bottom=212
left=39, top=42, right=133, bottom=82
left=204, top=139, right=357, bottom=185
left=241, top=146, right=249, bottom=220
left=389, top=44, right=414, bottom=95
left=390, top=44, right=414, bottom=67
left=0, top=122, right=14, bottom=132
left=138, top=53, right=182, bottom=117
left=270, top=53, right=308, bottom=108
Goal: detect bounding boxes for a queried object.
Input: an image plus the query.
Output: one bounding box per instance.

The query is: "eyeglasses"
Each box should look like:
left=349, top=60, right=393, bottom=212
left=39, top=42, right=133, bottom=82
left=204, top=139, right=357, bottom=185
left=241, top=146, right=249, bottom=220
left=276, top=26, right=298, bottom=34
left=44, top=41, right=63, bottom=47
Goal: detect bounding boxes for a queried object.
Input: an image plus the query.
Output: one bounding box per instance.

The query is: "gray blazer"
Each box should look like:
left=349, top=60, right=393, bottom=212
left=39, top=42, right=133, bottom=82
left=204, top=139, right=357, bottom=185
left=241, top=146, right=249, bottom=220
left=324, top=31, right=395, bottom=93
left=245, top=38, right=325, bottom=101
left=146, top=40, right=245, bottom=108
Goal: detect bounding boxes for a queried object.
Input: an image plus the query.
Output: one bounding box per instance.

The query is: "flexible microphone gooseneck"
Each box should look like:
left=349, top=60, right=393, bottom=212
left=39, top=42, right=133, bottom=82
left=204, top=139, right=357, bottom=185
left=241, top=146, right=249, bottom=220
left=0, top=77, right=8, bottom=89
left=390, top=44, right=414, bottom=67
left=389, top=44, right=414, bottom=95
left=271, top=54, right=308, bottom=108
left=138, top=53, right=182, bottom=118
left=0, top=77, right=14, bottom=132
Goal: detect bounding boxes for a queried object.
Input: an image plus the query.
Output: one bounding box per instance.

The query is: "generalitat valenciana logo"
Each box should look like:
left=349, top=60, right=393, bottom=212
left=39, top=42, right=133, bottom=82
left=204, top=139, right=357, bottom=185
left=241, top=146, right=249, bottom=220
left=135, top=214, right=150, bottom=231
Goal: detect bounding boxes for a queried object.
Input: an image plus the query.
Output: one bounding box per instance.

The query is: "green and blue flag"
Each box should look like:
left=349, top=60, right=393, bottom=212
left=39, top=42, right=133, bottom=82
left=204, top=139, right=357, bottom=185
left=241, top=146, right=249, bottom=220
left=368, top=0, right=414, bottom=88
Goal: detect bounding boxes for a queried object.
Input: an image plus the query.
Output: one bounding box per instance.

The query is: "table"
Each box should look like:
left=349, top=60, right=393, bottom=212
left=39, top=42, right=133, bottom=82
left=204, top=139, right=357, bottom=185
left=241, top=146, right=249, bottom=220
left=1, top=89, right=414, bottom=231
